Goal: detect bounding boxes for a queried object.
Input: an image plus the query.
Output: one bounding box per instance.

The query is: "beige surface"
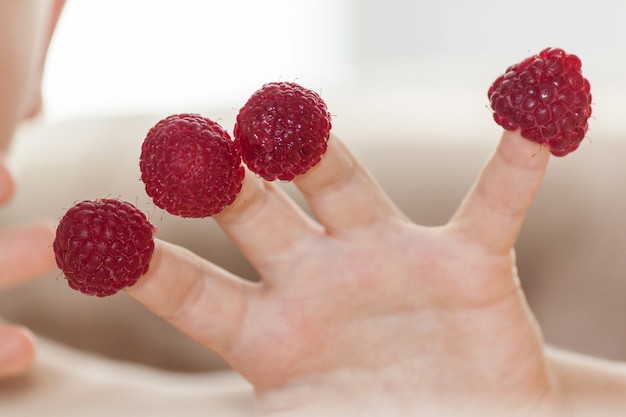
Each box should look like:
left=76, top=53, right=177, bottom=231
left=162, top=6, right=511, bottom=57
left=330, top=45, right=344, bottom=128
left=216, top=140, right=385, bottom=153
left=1, top=108, right=625, bottom=413
left=0, top=338, right=253, bottom=416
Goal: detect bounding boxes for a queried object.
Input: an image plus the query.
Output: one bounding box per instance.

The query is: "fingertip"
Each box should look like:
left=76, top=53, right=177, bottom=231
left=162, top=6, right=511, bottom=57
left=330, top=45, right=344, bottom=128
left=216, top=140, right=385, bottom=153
left=32, top=219, right=59, bottom=270
left=0, top=220, right=58, bottom=290
left=19, top=219, right=58, bottom=281
left=125, top=238, right=165, bottom=300
left=0, top=325, right=36, bottom=379
left=213, top=168, right=268, bottom=225
left=496, top=130, right=551, bottom=170
left=294, top=134, right=354, bottom=191
left=450, top=129, right=551, bottom=252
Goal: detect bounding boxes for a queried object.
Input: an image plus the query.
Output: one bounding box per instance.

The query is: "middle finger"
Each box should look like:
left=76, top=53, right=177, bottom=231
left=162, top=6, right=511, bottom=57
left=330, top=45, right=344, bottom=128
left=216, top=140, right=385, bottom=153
left=213, top=169, right=319, bottom=273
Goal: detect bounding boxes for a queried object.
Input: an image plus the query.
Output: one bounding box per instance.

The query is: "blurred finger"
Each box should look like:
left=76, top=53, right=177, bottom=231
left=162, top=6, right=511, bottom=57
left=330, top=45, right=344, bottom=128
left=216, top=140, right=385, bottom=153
left=0, top=221, right=56, bottom=290
left=0, top=324, right=36, bottom=379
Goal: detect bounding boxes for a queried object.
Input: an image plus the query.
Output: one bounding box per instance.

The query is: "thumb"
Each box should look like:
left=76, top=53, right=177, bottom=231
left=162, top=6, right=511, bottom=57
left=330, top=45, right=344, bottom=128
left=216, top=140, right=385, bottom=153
left=450, top=130, right=550, bottom=253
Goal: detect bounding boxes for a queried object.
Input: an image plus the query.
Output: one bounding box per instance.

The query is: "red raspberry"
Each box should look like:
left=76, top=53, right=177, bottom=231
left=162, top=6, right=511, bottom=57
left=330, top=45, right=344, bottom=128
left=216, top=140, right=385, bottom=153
left=140, top=113, right=244, bottom=218
left=234, top=81, right=332, bottom=181
left=53, top=199, right=155, bottom=297
left=488, top=47, right=592, bottom=156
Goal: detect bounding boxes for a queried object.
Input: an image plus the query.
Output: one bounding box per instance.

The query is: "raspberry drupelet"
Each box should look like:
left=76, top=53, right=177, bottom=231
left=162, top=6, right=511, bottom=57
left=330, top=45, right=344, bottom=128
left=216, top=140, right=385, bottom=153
left=488, top=47, right=592, bottom=156
left=140, top=113, right=245, bottom=218
left=53, top=198, right=155, bottom=297
left=234, top=81, right=332, bottom=181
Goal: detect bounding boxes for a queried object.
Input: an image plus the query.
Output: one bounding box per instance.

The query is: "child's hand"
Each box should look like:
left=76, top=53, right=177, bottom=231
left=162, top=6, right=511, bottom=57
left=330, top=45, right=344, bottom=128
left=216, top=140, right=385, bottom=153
left=128, top=131, right=558, bottom=415
left=0, top=158, right=56, bottom=378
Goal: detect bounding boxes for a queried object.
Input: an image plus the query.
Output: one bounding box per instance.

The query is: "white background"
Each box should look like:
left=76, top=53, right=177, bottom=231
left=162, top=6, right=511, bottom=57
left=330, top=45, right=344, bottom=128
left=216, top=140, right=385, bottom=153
left=42, top=0, right=355, bottom=119
left=42, top=0, right=626, bottom=136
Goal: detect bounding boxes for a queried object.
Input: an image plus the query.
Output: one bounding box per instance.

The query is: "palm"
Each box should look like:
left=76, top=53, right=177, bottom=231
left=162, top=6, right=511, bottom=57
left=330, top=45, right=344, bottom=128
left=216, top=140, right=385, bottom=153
left=226, top=224, right=549, bottom=408
left=130, top=131, right=557, bottom=414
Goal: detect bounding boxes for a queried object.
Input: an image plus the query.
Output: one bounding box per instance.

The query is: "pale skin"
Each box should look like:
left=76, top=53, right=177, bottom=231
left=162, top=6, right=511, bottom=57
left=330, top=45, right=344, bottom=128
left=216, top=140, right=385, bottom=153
left=0, top=163, right=54, bottom=378
left=3, top=1, right=626, bottom=414
left=0, top=0, right=64, bottom=379
left=127, top=130, right=626, bottom=416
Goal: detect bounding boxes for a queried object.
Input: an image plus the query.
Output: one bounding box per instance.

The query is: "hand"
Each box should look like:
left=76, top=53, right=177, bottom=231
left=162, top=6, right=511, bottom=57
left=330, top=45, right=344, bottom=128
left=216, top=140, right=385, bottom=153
left=127, top=131, right=558, bottom=415
left=0, top=157, right=56, bottom=378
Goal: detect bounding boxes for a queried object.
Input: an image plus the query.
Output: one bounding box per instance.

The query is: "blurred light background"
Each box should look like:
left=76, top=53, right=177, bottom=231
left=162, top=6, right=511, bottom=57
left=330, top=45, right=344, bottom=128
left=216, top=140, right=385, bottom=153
left=42, top=0, right=626, bottom=137
left=42, top=0, right=355, bottom=119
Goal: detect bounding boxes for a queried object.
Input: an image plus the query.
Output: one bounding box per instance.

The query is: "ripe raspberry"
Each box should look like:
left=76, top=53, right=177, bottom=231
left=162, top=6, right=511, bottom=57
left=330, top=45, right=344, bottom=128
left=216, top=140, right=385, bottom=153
left=234, top=81, right=332, bottom=181
left=140, top=113, right=244, bottom=218
left=488, top=47, right=592, bottom=156
left=53, top=199, right=155, bottom=297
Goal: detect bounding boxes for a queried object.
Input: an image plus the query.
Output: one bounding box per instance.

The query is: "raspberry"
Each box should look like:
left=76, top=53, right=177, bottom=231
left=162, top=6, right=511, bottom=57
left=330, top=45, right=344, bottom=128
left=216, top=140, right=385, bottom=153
left=140, top=113, right=245, bottom=218
left=488, top=47, right=592, bottom=156
left=53, top=199, right=155, bottom=297
left=234, top=81, right=332, bottom=181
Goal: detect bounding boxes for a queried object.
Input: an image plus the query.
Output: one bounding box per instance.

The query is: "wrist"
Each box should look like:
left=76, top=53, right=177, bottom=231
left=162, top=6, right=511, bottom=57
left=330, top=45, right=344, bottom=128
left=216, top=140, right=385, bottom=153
left=547, top=346, right=626, bottom=416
